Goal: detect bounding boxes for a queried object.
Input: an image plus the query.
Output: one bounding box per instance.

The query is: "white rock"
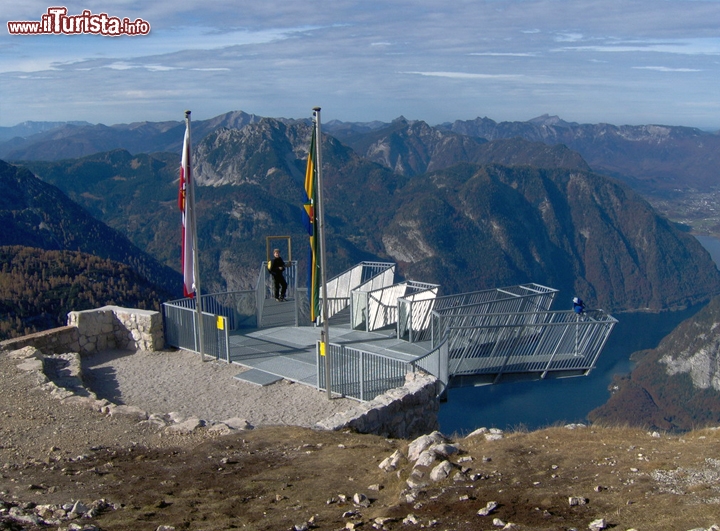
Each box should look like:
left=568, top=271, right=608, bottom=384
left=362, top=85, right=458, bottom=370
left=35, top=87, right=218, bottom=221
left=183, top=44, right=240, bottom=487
left=379, top=449, right=404, bottom=471
left=430, top=443, right=459, bottom=458
left=166, top=417, right=204, bottom=433
left=429, top=460, right=453, bottom=481
left=353, top=493, right=370, bottom=507
left=407, top=431, right=446, bottom=461
left=414, top=449, right=437, bottom=468
left=477, top=501, right=498, bottom=516
left=70, top=500, right=88, bottom=515
left=465, top=427, right=488, bottom=438
left=403, top=514, right=419, bottom=525
left=220, top=417, right=253, bottom=430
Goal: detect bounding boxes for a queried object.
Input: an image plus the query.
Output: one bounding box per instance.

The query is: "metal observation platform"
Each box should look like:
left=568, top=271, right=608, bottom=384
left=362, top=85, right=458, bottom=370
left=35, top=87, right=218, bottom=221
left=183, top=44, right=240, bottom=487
left=163, top=262, right=618, bottom=402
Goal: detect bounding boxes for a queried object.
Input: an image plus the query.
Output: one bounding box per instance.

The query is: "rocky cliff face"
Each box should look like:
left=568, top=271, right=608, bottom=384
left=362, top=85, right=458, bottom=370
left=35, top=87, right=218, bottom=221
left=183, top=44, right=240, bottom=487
left=16, top=117, right=720, bottom=312
left=654, top=297, right=720, bottom=394
left=589, top=296, right=720, bottom=431
left=381, top=164, right=720, bottom=311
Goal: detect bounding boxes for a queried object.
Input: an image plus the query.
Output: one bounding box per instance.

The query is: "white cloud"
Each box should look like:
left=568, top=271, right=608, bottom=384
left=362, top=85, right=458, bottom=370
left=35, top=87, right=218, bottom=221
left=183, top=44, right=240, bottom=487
left=554, top=33, right=584, bottom=43
left=558, top=38, right=720, bottom=55
left=402, top=71, right=525, bottom=80
left=632, top=66, right=702, bottom=72
left=468, top=52, right=539, bottom=57
left=1, top=0, right=719, bottom=128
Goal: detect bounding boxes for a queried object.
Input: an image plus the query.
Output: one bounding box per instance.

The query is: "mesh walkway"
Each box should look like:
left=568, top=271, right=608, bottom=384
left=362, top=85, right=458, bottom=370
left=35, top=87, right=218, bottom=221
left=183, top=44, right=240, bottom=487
left=229, top=322, right=432, bottom=387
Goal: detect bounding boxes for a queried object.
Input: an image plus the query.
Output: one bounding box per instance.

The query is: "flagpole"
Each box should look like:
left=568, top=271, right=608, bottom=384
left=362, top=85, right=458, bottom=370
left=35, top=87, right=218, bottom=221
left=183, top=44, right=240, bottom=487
left=313, top=107, right=332, bottom=399
left=185, top=110, right=206, bottom=361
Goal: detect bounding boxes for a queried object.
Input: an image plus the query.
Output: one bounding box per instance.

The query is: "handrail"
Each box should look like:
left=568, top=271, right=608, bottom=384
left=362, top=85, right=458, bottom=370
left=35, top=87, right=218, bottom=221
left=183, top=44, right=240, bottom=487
left=317, top=334, right=449, bottom=401
left=442, top=309, right=618, bottom=381
left=403, top=283, right=557, bottom=343
left=352, top=280, right=439, bottom=332
left=321, top=261, right=395, bottom=322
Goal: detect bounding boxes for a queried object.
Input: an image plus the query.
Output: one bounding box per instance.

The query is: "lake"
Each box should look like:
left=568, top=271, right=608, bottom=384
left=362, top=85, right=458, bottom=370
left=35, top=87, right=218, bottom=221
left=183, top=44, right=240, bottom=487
left=437, top=234, right=718, bottom=434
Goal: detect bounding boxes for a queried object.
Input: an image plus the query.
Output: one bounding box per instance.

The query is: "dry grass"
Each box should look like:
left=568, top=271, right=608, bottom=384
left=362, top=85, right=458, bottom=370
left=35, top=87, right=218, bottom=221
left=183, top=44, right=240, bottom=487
left=2, top=345, right=720, bottom=531
left=3, top=423, right=720, bottom=530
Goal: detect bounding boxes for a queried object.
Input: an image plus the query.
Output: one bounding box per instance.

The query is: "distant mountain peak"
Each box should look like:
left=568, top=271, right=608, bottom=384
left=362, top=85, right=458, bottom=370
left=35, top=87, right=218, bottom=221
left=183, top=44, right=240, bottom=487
left=528, top=114, right=575, bottom=127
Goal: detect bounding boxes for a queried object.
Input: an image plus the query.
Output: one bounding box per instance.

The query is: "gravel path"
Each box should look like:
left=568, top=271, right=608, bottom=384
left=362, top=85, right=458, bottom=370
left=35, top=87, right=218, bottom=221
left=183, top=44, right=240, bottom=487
left=81, top=349, right=358, bottom=427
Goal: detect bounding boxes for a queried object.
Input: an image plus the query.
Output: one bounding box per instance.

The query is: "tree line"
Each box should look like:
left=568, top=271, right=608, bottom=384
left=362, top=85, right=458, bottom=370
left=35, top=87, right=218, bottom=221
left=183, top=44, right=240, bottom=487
left=0, top=245, right=170, bottom=340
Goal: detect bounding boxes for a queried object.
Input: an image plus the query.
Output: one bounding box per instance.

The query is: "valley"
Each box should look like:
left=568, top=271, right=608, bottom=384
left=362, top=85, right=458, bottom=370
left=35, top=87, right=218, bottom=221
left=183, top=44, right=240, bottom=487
left=649, top=189, right=720, bottom=238
left=3, top=111, right=720, bottom=435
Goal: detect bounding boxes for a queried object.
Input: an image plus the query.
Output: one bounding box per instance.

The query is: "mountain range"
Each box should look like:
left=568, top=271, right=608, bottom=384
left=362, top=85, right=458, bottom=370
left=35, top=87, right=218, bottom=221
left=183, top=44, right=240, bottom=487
left=5, top=110, right=720, bottom=428
left=0, top=111, right=265, bottom=161
left=0, top=159, right=181, bottom=297
left=6, top=112, right=719, bottom=198
left=13, top=116, right=720, bottom=312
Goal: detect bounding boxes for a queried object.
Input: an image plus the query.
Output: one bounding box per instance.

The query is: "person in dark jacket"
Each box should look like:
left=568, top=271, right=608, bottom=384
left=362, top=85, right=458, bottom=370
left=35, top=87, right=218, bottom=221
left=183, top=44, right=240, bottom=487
left=270, top=248, right=288, bottom=301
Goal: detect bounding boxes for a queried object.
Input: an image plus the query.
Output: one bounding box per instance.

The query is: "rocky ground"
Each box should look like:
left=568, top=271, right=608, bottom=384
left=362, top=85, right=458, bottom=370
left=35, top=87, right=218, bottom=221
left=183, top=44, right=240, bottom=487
left=2, top=346, right=720, bottom=531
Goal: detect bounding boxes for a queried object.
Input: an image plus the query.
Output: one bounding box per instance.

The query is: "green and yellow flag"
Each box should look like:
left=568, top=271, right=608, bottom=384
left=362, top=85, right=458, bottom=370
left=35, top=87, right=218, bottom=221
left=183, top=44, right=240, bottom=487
left=303, top=127, right=320, bottom=322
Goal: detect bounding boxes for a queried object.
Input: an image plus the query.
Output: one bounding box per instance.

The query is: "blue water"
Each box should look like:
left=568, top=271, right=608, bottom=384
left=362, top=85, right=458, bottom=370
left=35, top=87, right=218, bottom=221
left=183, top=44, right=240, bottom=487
left=694, top=235, right=720, bottom=270
left=437, top=307, right=699, bottom=434
left=437, top=234, right=720, bottom=434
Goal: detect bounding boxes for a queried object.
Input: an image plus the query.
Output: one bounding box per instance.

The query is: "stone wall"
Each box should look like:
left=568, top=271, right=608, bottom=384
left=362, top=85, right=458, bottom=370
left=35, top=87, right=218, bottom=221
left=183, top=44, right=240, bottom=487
left=316, top=371, right=440, bottom=439
left=0, top=326, right=80, bottom=355
left=0, top=306, right=164, bottom=355
left=67, top=305, right=164, bottom=353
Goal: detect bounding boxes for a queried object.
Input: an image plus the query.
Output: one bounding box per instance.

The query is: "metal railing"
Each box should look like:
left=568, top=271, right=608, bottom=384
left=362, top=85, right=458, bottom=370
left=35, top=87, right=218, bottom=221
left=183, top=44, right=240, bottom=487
left=165, top=290, right=258, bottom=331
left=445, top=309, right=617, bottom=382
left=162, top=302, right=230, bottom=361
left=163, top=261, right=299, bottom=352
left=260, top=260, right=298, bottom=301
left=426, top=284, right=558, bottom=345
left=352, top=280, right=439, bottom=332
left=397, top=286, right=442, bottom=342
left=321, top=262, right=395, bottom=322
left=412, top=338, right=449, bottom=397
left=316, top=338, right=448, bottom=401
left=434, top=283, right=556, bottom=313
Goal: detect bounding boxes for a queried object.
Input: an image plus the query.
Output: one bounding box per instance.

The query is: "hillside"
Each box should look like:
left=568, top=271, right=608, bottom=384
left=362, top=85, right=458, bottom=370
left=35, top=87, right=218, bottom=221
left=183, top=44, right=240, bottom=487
left=438, top=115, right=720, bottom=194
left=383, top=163, right=720, bottom=310
left=589, top=294, right=720, bottom=431
left=333, top=116, right=591, bottom=177
left=1, top=348, right=720, bottom=531
left=0, top=246, right=171, bottom=340
left=0, top=159, right=182, bottom=297
left=18, top=119, right=720, bottom=311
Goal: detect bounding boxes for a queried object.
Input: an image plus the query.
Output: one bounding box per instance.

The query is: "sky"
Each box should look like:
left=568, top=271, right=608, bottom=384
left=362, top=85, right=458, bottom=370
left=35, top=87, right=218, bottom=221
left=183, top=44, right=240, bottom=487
left=2, top=0, right=720, bottom=129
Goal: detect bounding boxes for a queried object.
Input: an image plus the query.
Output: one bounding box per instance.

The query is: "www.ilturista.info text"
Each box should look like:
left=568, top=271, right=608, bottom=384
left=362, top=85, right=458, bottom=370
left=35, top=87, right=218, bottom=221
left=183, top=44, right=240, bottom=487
left=7, top=7, right=150, bottom=36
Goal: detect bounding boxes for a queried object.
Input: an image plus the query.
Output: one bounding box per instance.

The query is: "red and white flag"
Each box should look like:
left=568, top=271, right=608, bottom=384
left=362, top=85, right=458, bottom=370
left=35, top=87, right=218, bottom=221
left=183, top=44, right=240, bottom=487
left=178, top=122, right=195, bottom=298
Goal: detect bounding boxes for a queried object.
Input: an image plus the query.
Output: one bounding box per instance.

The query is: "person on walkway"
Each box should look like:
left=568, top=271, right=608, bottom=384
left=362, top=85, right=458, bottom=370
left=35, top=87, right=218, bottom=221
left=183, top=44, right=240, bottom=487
left=573, top=297, right=585, bottom=315
left=270, top=248, right=288, bottom=301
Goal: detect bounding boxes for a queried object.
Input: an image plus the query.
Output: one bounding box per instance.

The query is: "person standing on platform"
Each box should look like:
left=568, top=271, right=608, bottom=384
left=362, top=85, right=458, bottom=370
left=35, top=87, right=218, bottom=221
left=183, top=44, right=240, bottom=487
left=270, top=248, right=288, bottom=301
left=573, top=297, right=585, bottom=315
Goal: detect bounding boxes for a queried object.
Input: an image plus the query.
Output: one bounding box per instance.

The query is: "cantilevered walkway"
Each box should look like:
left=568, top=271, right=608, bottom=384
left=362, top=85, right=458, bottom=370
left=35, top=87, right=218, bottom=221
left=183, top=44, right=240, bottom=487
left=163, top=262, right=617, bottom=402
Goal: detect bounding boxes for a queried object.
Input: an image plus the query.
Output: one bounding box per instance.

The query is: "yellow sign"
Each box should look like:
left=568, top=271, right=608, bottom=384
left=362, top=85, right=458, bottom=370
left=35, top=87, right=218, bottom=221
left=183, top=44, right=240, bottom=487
left=217, top=316, right=225, bottom=330
left=319, top=341, right=326, bottom=356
